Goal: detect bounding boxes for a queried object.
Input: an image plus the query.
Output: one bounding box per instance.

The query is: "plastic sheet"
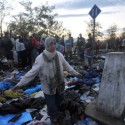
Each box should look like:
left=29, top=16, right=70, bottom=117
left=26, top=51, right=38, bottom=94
left=0, top=112, right=32, bottom=125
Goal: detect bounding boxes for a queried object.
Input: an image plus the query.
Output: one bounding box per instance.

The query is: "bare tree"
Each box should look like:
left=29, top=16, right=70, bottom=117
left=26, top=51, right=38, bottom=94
left=86, top=18, right=102, bottom=38
left=106, top=25, right=118, bottom=50
left=0, top=0, right=12, bottom=36
left=8, top=1, right=68, bottom=37
left=107, top=25, right=117, bottom=37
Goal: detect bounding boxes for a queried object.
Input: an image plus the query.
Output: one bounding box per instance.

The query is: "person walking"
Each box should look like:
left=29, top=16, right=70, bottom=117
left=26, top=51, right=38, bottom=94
left=12, top=36, right=81, bottom=125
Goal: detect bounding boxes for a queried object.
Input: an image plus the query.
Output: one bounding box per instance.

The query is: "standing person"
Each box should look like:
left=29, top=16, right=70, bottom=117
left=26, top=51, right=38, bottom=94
left=65, top=33, right=73, bottom=61
left=121, top=38, right=125, bottom=52
left=24, top=38, right=33, bottom=67
left=31, top=33, right=41, bottom=65
left=11, top=34, right=18, bottom=63
left=12, top=36, right=81, bottom=125
left=85, top=33, right=93, bottom=69
left=1, top=32, right=14, bottom=69
left=16, top=36, right=27, bottom=69
left=39, top=37, right=45, bottom=53
left=55, top=35, right=64, bottom=55
left=115, top=37, right=121, bottom=52
left=60, top=35, right=65, bottom=55
left=56, top=41, right=64, bottom=55
left=77, top=33, right=85, bottom=60
left=60, top=35, right=65, bottom=46
left=95, top=40, right=100, bottom=53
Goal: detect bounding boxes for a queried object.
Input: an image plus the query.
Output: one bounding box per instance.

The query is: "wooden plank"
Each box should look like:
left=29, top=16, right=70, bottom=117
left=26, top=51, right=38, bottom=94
left=85, top=101, right=125, bottom=125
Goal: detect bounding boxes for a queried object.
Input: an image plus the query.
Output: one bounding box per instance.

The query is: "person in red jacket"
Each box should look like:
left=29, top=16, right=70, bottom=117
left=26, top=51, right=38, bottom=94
left=31, top=33, right=41, bottom=65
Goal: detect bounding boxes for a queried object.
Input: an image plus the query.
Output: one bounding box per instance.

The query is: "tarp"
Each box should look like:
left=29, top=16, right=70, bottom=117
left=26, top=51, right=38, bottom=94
left=0, top=112, right=32, bottom=125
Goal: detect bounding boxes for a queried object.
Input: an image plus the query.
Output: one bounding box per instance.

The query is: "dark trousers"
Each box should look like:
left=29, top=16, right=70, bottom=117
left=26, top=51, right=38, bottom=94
left=88, top=58, right=92, bottom=69
left=65, top=51, right=72, bottom=60
left=31, top=48, right=39, bottom=65
left=18, top=50, right=27, bottom=69
left=44, top=93, right=63, bottom=120
left=78, top=49, right=84, bottom=60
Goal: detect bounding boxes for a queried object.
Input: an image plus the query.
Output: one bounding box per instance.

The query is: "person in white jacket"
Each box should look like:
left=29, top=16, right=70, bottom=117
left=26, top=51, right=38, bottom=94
left=13, top=36, right=81, bottom=125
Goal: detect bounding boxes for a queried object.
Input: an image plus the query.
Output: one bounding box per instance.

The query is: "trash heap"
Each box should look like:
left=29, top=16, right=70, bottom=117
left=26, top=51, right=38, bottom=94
left=0, top=56, right=104, bottom=125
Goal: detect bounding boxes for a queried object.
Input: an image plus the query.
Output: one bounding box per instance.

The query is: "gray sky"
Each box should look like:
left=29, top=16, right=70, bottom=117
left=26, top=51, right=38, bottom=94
left=5, top=0, right=125, bottom=37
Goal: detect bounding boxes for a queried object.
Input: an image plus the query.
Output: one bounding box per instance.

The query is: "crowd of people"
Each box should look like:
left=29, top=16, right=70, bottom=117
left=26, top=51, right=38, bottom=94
left=0, top=32, right=45, bottom=70
left=1, top=31, right=125, bottom=70
left=1, top=31, right=125, bottom=125
left=1, top=29, right=125, bottom=125
left=0, top=32, right=97, bottom=70
left=0, top=32, right=96, bottom=125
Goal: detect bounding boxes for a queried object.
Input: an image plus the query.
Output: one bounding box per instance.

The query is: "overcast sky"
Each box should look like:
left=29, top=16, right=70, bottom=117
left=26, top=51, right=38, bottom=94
left=6, top=0, right=125, bottom=38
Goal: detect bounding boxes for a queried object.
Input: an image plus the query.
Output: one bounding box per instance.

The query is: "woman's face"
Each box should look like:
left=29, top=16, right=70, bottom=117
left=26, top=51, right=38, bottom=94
left=47, top=39, right=56, bottom=53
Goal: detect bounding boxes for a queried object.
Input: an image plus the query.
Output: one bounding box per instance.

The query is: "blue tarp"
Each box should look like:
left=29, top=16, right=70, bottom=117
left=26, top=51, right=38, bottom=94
left=0, top=112, right=32, bottom=125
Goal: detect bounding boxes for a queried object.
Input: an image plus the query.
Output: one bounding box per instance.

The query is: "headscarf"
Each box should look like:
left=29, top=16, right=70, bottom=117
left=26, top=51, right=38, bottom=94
left=43, top=36, right=56, bottom=60
left=44, top=36, right=55, bottom=50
